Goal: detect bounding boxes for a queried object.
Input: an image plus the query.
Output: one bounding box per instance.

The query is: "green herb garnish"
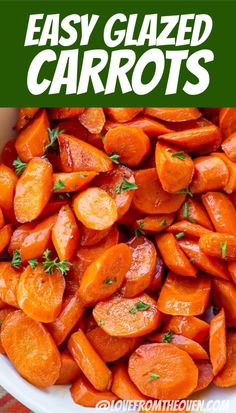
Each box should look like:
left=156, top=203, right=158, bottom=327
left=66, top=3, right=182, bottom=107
left=42, top=249, right=71, bottom=276
left=175, top=232, right=185, bottom=239
left=45, top=128, right=63, bottom=151
left=13, top=157, right=27, bottom=175
left=11, top=250, right=22, bottom=268
left=135, top=301, right=150, bottom=311
left=115, top=179, right=138, bottom=194
left=160, top=219, right=167, bottom=226
left=183, top=202, right=189, bottom=218
left=147, top=372, right=160, bottom=382
left=220, top=241, right=228, bottom=258
left=129, top=308, right=136, bottom=315
left=135, top=221, right=145, bottom=237
left=28, top=258, right=38, bottom=270
left=171, top=151, right=186, bottom=161
left=53, top=179, right=66, bottom=191
left=104, top=277, right=113, bottom=285
left=176, top=188, right=193, bottom=197
left=162, top=330, right=173, bottom=343
left=109, top=153, right=120, bottom=165
left=98, top=319, right=105, bottom=326
left=78, top=173, right=87, bottom=178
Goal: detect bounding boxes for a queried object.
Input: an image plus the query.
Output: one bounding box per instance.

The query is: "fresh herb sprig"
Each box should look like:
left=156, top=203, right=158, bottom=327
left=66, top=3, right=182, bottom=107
left=42, top=249, right=71, bottom=275
left=13, top=157, right=27, bottom=175
left=11, top=250, right=22, bottom=268
left=115, top=178, right=138, bottom=194
left=45, top=128, right=63, bottom=151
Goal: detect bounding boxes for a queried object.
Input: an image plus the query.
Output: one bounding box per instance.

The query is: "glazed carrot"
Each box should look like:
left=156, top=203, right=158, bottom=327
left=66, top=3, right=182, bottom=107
left=219, top=108, right=236, bottom=138
left=56, top=118, right=88, bottom=141
left=222, top=132, right=236, bottom=161
left=73, top=187, right=118, bottom=230
left=211, top=152, right=236, bottom=194
left=212, top=279, right=236, bottom=326
left=176, top=197, right=213, bottom=230
left=209, top=308, right=226, bottom=376
left=48, top=108, right=85, bottom=119
left=105, top=115, right=173, bottom=136
left=58, top=134, right=113, bottom=173
left=0, top=208, right=4, bottom=229
left=17, top=265, right=65, bottom=323
left=213, top=331, right=236, bottom=387
left=118, top=208, right=144, bottom=227
left=199, top=232, right=236, bottom=260
left=71, top=376, right=117, bottom=407
left=122, top=236, right=156, bottom=297
left=1, top=310, right=61, bottom=387
left=202, top=192, right=236, bottom=236
left=0, top=138, right=18, bottom=168
left=14, top=157, right=53, bottom=223
left=144, top=107, right=201, bottom=122
left=78, top=108, right=105, bottom=134
left=193, top=360, right=214, bottom=393
left=157, top=272, right=211, bottom=316
left=0, top=163, right=17, bottom=219
left=111, top=363, right=148, bottom=400
left=167, top=220, right=211, bottom=239
left=165, top=316, right=209, bottom=344
left=104, top=126, right=150, bottom=167
left=156, top=233, right=197, bottom=277
left=15, top=108, right=40, bottom=130
left=39, top=198, right=68, bottom=219
left=56, top=351, right=81, bottom=385
left=148, top=332, right=209, bottom=360
left=147, top=254, right=165, bottom=293
left=0, top=224, right=13, bottom=255
left=128, top=343, right=198, bottom=399
left=0, top=308, right=15, bottom=354
left=93, top=293, right=161, bottom=338
left=155, top=142, right=194, bottom=193
left=87, top=131, right=103, bottom=149
left=227, top=262, right=236, bottom=284
left=132, top=168, right=186, bottom=214
left=134, top=213, right=175, bottom=234
left=52, top=205, right=79, bottom=261
left=15, top=109, right=50, bottom=162
left=105, top=108, right=143, bottom=122
left=190, top=156, right=229, bottom=194
left=178, top=239, right=230, bottom=280
left=53, top=171, right=97, bottom=193
left=0, top=262, right=20, bottom=308
left=92, top=165, right=136, bottom=219
left=78, top=223, right=111, bottom=247
left=87, top=327, right=141, bottom=362
left=68, top=329, right=112, bottom=391
left=20, top=214, right=57, bottom=262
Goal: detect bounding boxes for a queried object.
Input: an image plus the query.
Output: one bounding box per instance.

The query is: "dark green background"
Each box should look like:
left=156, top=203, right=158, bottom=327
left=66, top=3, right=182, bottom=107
left=0, top=0, right=235, bottom=106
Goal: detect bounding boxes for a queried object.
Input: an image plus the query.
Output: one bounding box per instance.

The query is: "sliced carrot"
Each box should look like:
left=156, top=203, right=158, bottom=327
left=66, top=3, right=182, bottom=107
left=15, top=108, right=40, bottom=130
left=190, top=156, right=229, bottom=194
left=39, top=198, right=68, bottom=219
left=128, top=342, right=198, bottom=399
left=118, top=208, right=144, bottom=227
left=48, top=108, right=85, bottom=119
left=17, top=264, right=65, bottom=323
left=222, top=132, right=236, bottom=162
left=0, top=208, right=4, bottom=229
left=211, top=152, right=236, bottom=194
left=15, top=109, right=50, bottom=162
left=209, top=308, right=226, bottom=376
left=202, top=192, right=236, bottom=236
left=148, top=332, right=208, bottom=360
left=213, top=331, right=236, bottom=387
left=155, top=142, right=194, bottom=193
left=212, top=279, right=236, bottom=326
left=68, top=329, right=112, bottom=391
left=134, top=214, right=174, bottom=234
left=111, top=362, right=148, bottom=400
left=193, top=360, right=214, bottom=392
left=176, top=197, right=213, bottom=230
left=167, top=220, right=211, bottom=239
left=78, top=108, right=105, bottom=134
left=122, top=236, right=156, bottom=297
left=14, top=157, right=53, bottom=223
left=48, top=294, right=85, bottom=345
left=0, top=308, right=15, bottom=354
left=0, top=163, right=17, bottom=219
left=144, top=107, right=201, bottom=122
left=93, top=293, right=161, bottom=338
left=0, top=138, right=18, bottom=168
left=178, top=239, right=230, bottom=281
left=0, top=224, right=13, bottom=255
left=147, top=253, right=164, bottom=293
left=8, top=223, right=36, bottom=255
left=56, top=118, right=88, bottom=141
left=132, top=168, right=186, bottom=214
left=87, top=327, right=141, bottom=362
left=20, top=214, right=57, bottom=262
left=73, top=187, right=118, bottom=230
left=52, top=205, right=79, bottom=261
left=53, top=172, right=97, bottom=193
left=71, top=376, right=117, bottom=407
left=156, top=233, right=197, bottom=277
left=1, top=310, right=61, bottom=387
left=165, top=316, right=209, bottom=344
left=78, top=244, right=132, bottom=305
left=105, top=108, right=143, bottom=122
left=157, top=272, right=211, bottom=316
left=219, top=108, right=236, bottom=138
left=56, top=351, right=81, bottom=385
left=78, top=223, right=111, bottom=247
left=104, top=126, right=150, bottom=167
left=92, top=165, right=136, bottom=219
left=58, top=134, right=112, bottom=173
left=0, top=262, right=20, bottom=308
left=199, top=232, right=236, bottom=260
left=79, top=311, right=98, bottom=334
left=105, top=115, right=173, bottom=136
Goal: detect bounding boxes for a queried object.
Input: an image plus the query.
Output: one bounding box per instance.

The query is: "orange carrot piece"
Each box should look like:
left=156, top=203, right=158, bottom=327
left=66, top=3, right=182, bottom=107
left=0, top=208, right=4, bottom=229
left=213, top=331, right=236, bottom=387
left=134, top=214, right=175, bottom=234
left=0, top=138, right=18, bottom=169
left=53, top=171, right=97, bottom=193
left=78, top=223, right=111, bottom=247
left=15, top=109, right=50, bottom=162
left=111, top=362, right=148, bottom=400
left=71, top=376, right=117, bottom=407
left=0, top=163, right=17, bottom=220
left=105, top=115, right=173, bottom=137
left=0, top=262, right=20, bottom=308
left=52, top=205, right=79, bottom=261
left=15, top=108, right=40, bottom=130
left=8, top=223, right=36, bottom=255
left=144, top=107, right=201, bottom=122
left=165, top=316, right=209, bottom=344
left=199, top=232, right=236, bottom=260
left=212, top=279, right=236, bottom=326
left=219, top=108, right=236, bottom=138
left=0, top=224, right=13, bottom=255
left=176, top=197, right=213, bottom=230
left=167, top=220, right=212, bottom=239
left=56, top=118, right=88, bottom=141
left=211, top=152, right=236, bottom=194
left=202, top=192, right=236, bottom=236
left=78, top=108, right=105, bottom=134
left=209, top=308, right=226, bottom=376
left=0, top=308, right=15, bottom=354
left=39, top=198, right=68, bottom=219
left=190, top=156, right=229, bottom=194
left=222, top=132, right=236, bottom=162
left=193, top=360, right=214, bottom=392
left=48, top=108, right=85, bottom=119
left=147, top=254, right=165, bottom=293
left=56, top=351, right=81, bottom=385
left=105, top=108, right=143, bottom=122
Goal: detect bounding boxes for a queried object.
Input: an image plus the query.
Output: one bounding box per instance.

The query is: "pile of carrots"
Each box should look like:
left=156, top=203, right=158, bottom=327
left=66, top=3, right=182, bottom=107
left=1, top=107, right=236, bottom=410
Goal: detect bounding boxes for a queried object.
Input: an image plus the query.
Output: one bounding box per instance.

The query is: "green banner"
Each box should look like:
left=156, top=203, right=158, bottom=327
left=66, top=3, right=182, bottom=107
left=0, top=0, right=235, bottom=106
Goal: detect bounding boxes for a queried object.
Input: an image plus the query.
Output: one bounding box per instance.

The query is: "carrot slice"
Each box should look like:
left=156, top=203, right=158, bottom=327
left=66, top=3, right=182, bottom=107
left=202, top=192, right=236, bottom=236
left=190, top=156, right=229, bottom=194
left=155, top=142, right=194, bottom=193
left=105, top=115, right=173, bottom=136
left=0, top=308, right=15, bottom=354
left=17, top=264, right=65, bottom=323
left=78, top=223, right=111, bottom=247
left=1, top=138, right=18, bottom=169
left=48, top=108, right=85, bottom=119
left=134, top=214, right=175, bottom=234
left=147, top=254, right=165, bottom=293
left=0, top=262, right=20, bottom=308
left=157, top=272, right=211, bottom=316
left=105, top=108, right=143, bottom=122
left=167, top=220, right=211, bottom=239
left=8, top=223, right=35, bottom=255
left=15, top=108, right=40, bottom=130
left=93, top=293, right=161, bottom=338
left=111, top=362, right=148, bottom=400
left=165, top=316, right=209, bottom=344
left=211, top=152, right=236, bottom=194
left=52, top=205, right=79, bottom=261
left=176, top=197, right=213, bottom=230
left=73, top=187, right=118, bottom=230
left=148, top=332, right=208, bottom=360
left=0, top=224, right=13, bottom=255
left=0, top=163, right=17, bottom=220
left=56, top=351, right=81, bottom=385
left=122, top=236, right=156, bottom=297
left=87, top=327, right=141, bottom=362
left=212, top=279, right=236, bottom=326
left=71, top=376, right=117, bottom=407
left=53, top=171, right=97, bottom=193
left=219, top=108, right=236, bottom=138
left=104, top=126, right=150, bottom=167
left=213, top=331, right=236, bottom=387
left=222, top=132, right=236, bottom=162
left=209, top=308, right=226, bottom=376
left=199, top=232, right=236, bottom=260
left=78, top=244, right=132, bottom=305
left=58, top=134, right=112, bottom=173
left=193, top=360, right=214, bottom=392
left=156, top=233, right=197, bottom=277
left=132, top=168, right=186, bottom=214
left=68, top=329, right=112, bottom=391
left=144, top=107, right=201, bottom=122
left=1, top=310, right=61, bottom=387
left=56, top=118, right=88, bottom=141
left=79, top=108, right=105, bottom=134
left=128, top=342, right=198, bottom=399
left=39, top=198, right=68, bottom=219
left=0, top=208, right=4, bottom=230
left=14, top=157, right=53, bottom=223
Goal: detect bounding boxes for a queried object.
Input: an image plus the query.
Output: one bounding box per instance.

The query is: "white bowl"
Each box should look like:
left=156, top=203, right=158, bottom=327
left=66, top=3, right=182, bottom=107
left=0, top=109, right=234, bottom=413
